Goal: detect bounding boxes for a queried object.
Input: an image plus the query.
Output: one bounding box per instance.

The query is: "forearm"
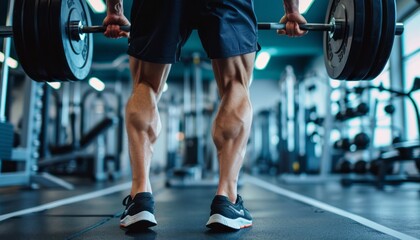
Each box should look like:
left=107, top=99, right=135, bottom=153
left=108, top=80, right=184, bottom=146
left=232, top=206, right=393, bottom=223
left=283, top=0, right=299, bottom=14
left=107, top=0, right=124, bottom=15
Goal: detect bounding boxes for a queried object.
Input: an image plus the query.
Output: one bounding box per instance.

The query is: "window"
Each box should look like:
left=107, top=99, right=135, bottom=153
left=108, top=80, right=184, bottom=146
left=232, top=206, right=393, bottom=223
left=371, top=70, right=392, bottom=146
left=402, top=11, right=420, bottom=141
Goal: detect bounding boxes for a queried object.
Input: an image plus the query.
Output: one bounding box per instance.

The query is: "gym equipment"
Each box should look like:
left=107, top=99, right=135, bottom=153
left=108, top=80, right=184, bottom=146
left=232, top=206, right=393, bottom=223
left=353, top=159, right=368, bottom=174
left=353, top=132, right=370, bottom=150
left=341, top=79, right=420, bottom=189
left=384, top=104, right=396, bottom=114
left=333, top=138, right=351, bottom=151
left=254, top=110, right=279, bottom=175
left=354, top=79, right=420, bottom=134
left=336, top=102, right=370, bottom=121
left=166, top=54, right=221, bottom=187
left=369, top=159, right=394, bottom=176
left=338, top=158, right=352, bottom=173
left=356, top=102, right=369, bottom=116
left=0, top=0, right=404, bottom=81
left=0, top=122, right=14, bottom=160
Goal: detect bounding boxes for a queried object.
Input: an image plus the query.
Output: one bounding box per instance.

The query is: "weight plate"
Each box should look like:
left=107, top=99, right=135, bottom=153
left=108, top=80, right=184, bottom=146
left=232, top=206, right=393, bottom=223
left=13, top=0, right=43, bottom=81
left=65, top=0, right=93, bottom=81
left=364, top=0, right=397, bottom=80
left=49, top=0, right=93, bottom=81
left=48, top=0, right=71, bottom=80
left=26, top=0, right=48, bottom=81
left=348, top=0, right=382, bottom=80
left=33, top=0, right=51, bottom=80
left=324, top=0, right=366, bottom=80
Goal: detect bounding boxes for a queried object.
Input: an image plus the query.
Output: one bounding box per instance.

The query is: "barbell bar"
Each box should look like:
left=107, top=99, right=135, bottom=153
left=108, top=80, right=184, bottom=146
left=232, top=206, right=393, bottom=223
left=0, top=0, right=406, bottom=82
left=1, top=21, right=404, bottom=40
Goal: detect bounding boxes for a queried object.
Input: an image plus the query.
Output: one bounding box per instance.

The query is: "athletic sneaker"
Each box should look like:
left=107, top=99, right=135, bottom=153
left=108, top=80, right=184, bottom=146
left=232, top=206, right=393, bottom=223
left=120, top=192, right=157, bottom=229
left=206, top=195, right=253, bottom=231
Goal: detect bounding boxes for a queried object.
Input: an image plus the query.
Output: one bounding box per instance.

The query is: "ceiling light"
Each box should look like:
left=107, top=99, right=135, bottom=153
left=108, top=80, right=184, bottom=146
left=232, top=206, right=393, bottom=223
left=255, top=52, right=271, bottom=70
left=299, top=0, right=315, bottom=14
left=47, top=82, right=61, bottom=90
left=0, top=51, right=18, bottom=69
left=86, top=0, right=106, bottom=13
left=89, top=77, right=105, bottom=91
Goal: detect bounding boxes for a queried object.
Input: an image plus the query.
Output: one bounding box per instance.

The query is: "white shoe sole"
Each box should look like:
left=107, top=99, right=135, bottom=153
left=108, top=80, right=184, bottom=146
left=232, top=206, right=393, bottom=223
left=120, top=211, right=157, bottom=228
left=206, top=214, right=252, bottom=230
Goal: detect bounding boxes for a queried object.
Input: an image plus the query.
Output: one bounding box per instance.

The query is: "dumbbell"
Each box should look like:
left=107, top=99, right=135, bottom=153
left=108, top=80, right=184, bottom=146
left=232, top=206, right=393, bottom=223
left=354, top=132, right=370, bottom=150
left=354, top=159, right=368, bottom=174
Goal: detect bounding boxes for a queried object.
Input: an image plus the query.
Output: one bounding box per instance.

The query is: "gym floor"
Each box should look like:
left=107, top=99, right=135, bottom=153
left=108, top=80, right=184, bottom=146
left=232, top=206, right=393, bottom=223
left=1, top=174, right=419, bottom=240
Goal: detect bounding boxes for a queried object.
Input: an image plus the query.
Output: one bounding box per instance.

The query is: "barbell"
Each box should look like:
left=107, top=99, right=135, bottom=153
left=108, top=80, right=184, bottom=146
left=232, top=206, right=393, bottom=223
left=0, top=0, right=404, bottom=82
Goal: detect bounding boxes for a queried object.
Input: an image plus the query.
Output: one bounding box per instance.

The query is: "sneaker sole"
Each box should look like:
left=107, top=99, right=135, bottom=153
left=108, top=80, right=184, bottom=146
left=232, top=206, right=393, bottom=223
left=120, top=211, right=157, bottom=229
left=206, top=214, right=252, bottom=231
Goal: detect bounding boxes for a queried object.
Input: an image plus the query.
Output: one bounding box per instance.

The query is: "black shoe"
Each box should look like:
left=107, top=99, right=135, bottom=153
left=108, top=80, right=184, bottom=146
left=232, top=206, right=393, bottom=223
left=120, top=192, right=157, bottom=229
left=206, top=195, right=252, bottom=231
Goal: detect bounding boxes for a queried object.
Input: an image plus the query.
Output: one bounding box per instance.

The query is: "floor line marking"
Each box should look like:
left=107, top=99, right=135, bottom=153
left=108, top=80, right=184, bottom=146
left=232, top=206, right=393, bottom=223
left=0, top=182, right=132, bottom=222
left=245, top=175, right=419, bottom=240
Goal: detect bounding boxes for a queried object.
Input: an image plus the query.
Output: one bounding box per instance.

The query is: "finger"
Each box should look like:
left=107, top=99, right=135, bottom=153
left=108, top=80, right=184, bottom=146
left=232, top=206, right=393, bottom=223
left=277, top=29, right=286, bottom=35
left=119, top=31, right=130, bottom=38
left=110, top=25, right=119, bottom=38
left=294, top=22, right=300, bottom=37
left=286, top=22, right=294, bottom=37
left=105, top=25, right=114, bottom=38
left=116, top=26, right=129, bottom=38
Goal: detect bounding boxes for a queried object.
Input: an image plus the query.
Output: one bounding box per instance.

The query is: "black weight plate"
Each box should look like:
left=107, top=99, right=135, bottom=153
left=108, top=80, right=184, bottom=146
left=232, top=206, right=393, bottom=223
left=36, top=0, right=52, bottom=81
left=23, top=0, right=40, bottom=79
left=324, top=0, right=366, bottom=80
left=13, top=0, right=43, bottom=81
left=38, top=0, right=67, bottom=82
left=49, top=0, right=70, bottom=81
left=364, top=0, right=397, bottom=80
left=49, top=0, right=93, bottom=81
left=25, top=0, right=46, bottom=81
left=348, top=0, right=382, bottom=80
left=33, top=0, right=51, bottom=80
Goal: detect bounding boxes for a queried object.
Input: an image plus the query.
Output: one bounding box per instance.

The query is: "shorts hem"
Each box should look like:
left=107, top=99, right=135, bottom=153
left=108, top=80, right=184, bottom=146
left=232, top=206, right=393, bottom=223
left=127, top=50, right=178, bottom=64
left=208, top=46, right=260, bottom=60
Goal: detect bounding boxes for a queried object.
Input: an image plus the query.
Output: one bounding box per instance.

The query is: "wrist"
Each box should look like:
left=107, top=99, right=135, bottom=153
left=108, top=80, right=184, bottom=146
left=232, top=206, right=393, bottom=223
left=107, top=1, right=124, bottom=15
left=283, top=0, right=299, bottom=14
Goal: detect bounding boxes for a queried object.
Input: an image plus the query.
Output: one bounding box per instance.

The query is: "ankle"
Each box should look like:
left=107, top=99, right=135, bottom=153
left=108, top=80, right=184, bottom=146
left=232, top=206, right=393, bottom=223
left=131, top=182, right=152, bottom=197
left=216, top=190, right=237, bottom=203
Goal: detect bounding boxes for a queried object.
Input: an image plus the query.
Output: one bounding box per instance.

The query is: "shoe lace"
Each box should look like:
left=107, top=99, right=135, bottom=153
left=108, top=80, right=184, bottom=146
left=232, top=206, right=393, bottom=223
left=122, top=195, right=131, bottom=206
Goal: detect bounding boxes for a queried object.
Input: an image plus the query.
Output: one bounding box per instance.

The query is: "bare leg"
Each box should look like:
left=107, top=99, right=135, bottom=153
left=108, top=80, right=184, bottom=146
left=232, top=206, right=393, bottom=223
left=126, top=57, right=171, bottom=197
left=211, top=53, right=255, bottom=203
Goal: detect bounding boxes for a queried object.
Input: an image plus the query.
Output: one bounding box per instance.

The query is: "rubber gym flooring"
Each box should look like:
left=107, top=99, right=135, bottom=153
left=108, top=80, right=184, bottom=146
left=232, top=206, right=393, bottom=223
left=0, top=175, right=419, bottom=240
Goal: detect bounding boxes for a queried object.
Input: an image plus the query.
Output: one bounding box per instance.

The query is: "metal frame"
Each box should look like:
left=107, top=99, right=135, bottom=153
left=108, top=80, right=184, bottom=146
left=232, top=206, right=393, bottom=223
left=0, top=78, right=42, bottom=187
left=279, top=71, right=338, bottom=184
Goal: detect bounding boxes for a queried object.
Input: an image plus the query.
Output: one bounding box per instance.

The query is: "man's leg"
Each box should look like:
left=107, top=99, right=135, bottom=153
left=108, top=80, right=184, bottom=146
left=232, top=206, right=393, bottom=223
left=206, top=53, right=255, bottom=230
left=126, top=57, right=171, bottom=196
left=120, top=58, right=170, bottom=229
left=211, top=52, right=255, bottom=203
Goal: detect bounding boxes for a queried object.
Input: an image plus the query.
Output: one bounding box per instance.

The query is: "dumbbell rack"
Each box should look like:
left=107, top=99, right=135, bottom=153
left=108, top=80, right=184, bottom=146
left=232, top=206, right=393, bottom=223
left=340, top=82, right=420, bottom=189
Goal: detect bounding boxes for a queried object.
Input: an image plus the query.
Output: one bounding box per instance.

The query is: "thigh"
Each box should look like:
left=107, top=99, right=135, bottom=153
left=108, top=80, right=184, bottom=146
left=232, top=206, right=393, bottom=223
left=128, top=0, right=193, bottom=63
left=212, top=52, right=255, bottom=96
left=198, top=0, right=260, bottom=60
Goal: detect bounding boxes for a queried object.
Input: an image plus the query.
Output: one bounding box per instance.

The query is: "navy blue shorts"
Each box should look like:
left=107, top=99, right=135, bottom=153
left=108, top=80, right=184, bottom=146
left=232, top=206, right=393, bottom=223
left=127, top=0, right=260, bottom=63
